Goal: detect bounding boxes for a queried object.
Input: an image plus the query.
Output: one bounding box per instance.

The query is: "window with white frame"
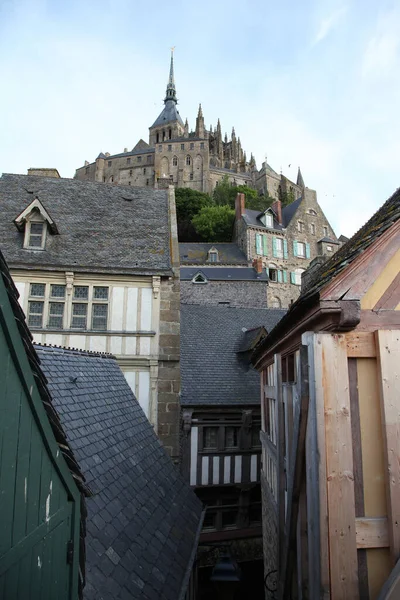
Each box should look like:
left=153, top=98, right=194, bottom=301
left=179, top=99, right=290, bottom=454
left=208, top=248, right=219, bottom=263
left=310, top=223, right=316, bottom=235
left=297, top=242, right=306, bottom=257
left=297, top=220, right=304, bottom=233
left=24, top=220, right=47, bottom=249
left=72, top=285, right=109, bottom=330
left=294, top=268, right=305, bottom=285
left=323, top=226, right=328, bottom=236
left=275, top=238, right=283, bottom=258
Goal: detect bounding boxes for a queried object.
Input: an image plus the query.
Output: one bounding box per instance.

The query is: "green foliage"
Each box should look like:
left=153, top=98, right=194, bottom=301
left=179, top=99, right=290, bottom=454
left=213, top=175, right=273, bottom=212
left=279, top=188, right=296, bottom=207
left=175, top=187, right=213, bottom=242
left=191, top=205, right=235, bottom=242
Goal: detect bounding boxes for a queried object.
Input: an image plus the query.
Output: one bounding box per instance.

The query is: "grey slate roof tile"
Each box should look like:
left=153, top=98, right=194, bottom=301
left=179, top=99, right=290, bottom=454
left=35, top=344, right=203, bottom=600
left=179, top=242, right=248, bottom=265
left=0, top=174, right=172, bottom=275
left=180, top=305, right=286, bottom=405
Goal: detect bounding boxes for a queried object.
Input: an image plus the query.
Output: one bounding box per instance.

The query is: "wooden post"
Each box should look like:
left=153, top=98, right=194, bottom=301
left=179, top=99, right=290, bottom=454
left=275, top=353, right=285, bottom=584
left=376, top=330, right=400, bottom=565
left=321, top=333, right=359, bottom=599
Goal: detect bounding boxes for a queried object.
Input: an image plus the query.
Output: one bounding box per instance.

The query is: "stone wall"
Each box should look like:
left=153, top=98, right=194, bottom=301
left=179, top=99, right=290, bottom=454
left=180, top=280, right=268, bottom=308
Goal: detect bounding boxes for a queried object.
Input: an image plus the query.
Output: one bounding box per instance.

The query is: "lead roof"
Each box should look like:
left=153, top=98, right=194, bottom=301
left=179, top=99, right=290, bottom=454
left=0, top=174, right=172, bottom=276
left=36, top=344, right=203, bottom=600
left=180, top=305, right=286, bottom=405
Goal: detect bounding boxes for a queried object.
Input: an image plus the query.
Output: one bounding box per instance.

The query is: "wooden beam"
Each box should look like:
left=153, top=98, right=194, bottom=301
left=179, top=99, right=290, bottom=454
left=356, top=517, right=389, bottom=549
left=264, top=384, right=276, bottom=399
left=376, top=330, right=400, bottom=565
left=346, top=331, right=376, bottom=358
left=322, top=333, right=359, bottom=599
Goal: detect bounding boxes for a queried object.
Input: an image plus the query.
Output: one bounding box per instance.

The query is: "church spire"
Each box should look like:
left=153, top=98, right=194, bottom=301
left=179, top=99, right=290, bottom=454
left=297, top=167, right=305, bottom=188
left=164, top=48, right=177, bottom=103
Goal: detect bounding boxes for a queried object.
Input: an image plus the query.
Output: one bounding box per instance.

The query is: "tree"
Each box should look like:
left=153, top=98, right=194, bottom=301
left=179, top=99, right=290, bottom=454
left=175, top=187, right=213, bottom=241
left=191, top=205, right=235, bottom=242
left=279, top=188, right=296, bottom=207
left=213, top=175, right=273, bottom=212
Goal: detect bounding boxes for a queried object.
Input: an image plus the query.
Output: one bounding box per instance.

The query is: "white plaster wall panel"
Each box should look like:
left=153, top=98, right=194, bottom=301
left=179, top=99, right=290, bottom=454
left=68, top=335, right=87, bottom=350
left=125, top=337, right=137, bottom=355
left=33, top=333, right=43, bottom=344
left=124, top=371, right=136, bottom=396
left=213, top=457, right=220, bottom=485
left=251, top=455, right=258, bottom=482
left=110, top=287, right=124, bottom=330
left=201, top=456, right=209, bottom=485
left=126, top=288, right=138, bottom=330
left=89, top=336, right=107, bottom=353
left=45, top=334, right=63, bottom=346
left=140, top=288, right=152, bottom=330
left=234, top=455, right=242, bottom=483
left=224, top=456, right=231, bottom=484
left=14, top=281, right=26, bottom=308
left=110, top=336, right=122, bottom=355
left=190, top=427, right=198, bottom=486
left=138, top=371, right=150, bottom=417
left=139, top=337, right=151, bottom=356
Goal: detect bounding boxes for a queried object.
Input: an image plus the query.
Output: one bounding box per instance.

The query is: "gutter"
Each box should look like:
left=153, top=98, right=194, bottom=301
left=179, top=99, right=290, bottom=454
left=178, top=508, right=206, bottom=600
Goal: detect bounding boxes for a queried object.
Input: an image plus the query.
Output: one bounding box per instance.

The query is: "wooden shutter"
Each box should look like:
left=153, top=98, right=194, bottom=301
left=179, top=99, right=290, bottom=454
left=256, top=234, right=262, bottom=255
left=263, top=236, right=268, bottom=256
left=306, top=243, right=311, bottom=259
left=283, top=239, right=288, bottom=259
left=272, top=237, right=277, bottom=257
left=290, top=272, right=296, bottom=284
left=277, top=270, right=283, bottom=283
left=283, top=270, right=288, bottom=283
left=293, top=240, right=298, bottom=257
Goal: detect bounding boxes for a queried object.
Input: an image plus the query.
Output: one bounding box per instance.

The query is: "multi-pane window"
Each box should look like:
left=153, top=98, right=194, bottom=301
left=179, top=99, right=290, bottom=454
left=173, top=156, right=178, bottom=166
left=297, top=242, right=306, bottom=257
left=203, top=427, right=218, bottom=449
left=297, top=221, right=304, bottom=233
left=186, top=156, right=191, bottom=166
left=48, top=284, right=66, bottom=328
left=200, top=142, right=204, bottom=149
left=28, top=301, right=44, bottom=327
left=147, top=155, right=152, bottom=163
left=265, top=214, right=273, bottom=228
left=225, top=426, right=239, bottom=449
left=28, top=223, right=45, bottom=248
left=181, top=143, right=185, bottom=150
left=71, top=303, right=87, bottom=329
left=108, top=161, right=112, bottom=167
left=190, top=143, right=194, bottom=150
left=275, top=238, right=283, bottom=258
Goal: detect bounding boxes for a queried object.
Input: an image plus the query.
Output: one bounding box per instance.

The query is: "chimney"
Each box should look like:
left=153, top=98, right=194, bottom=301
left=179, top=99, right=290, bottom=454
left=235, top=193, right=245, bottom=220
left=124, top=147, right=128, bottom=153
left=27, top=168, right=60, bottom=178
left=272, top=199, right=282, bottom=225
left=252, top=257, right=263, bottom=275
left=84, top=160, right=89, bottom=166
left=105, top=152, right=110, bottom=157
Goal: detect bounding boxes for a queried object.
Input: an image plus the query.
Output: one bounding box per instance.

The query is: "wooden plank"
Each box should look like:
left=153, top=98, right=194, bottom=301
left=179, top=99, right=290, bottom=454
left=274, top=353, right=285, bottom=579
left=322, top=333, right=359, bottom=599
left=376, top=330, right=400, bottom=565
left=356, top=518, right=389, bottom=549
left=377, top=557, right=400, bottom=600
left=346, top=331, right=376, bottom=358
left=264, top=384, right=276, bottom=399
left=303, top=331, right=330, bottom=599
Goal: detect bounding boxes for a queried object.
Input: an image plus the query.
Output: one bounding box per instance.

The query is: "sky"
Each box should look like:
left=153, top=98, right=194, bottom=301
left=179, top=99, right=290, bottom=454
left=0, top=0, right=399, bottom=237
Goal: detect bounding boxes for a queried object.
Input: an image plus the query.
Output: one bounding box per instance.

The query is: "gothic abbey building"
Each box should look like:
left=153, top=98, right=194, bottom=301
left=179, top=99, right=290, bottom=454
left=74, top=53, right=302, bottom=200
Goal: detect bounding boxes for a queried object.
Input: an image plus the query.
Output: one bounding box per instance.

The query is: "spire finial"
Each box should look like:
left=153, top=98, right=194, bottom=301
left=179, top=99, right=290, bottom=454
left=198, top=103, right=203, bottom=117
left=165, top=48, right=177, bottom=104
left=297, top=166, right=305, bottom=188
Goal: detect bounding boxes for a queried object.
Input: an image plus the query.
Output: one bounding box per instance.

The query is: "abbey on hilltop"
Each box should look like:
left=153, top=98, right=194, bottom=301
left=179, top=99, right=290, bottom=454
left=74, top=52, right=305, bottom=199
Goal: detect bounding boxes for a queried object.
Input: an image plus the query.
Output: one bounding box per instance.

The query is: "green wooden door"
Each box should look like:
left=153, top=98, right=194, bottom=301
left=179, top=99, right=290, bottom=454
left=0, top=280, right=80, bottom=599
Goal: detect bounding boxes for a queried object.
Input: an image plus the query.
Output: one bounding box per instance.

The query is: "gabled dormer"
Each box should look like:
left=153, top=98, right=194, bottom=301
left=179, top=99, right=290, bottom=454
left=192, top=271, right=208, bottom=284
left=207, top=247, right=219, bottom=263
left=14, top=197, right=58, bottom=250
left=259, top=208, right=274, bottom=228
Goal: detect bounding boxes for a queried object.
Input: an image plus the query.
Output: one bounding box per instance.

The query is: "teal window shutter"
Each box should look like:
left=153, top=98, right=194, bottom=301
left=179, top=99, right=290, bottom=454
left=272, top=237, right=277, bottom=257
left=256, top=234, right=262, bottom=255
left=290, top=272, right=296, bottom=284
left=277, top=270, right=283, bottom=283
left=293, top=240, right=298, bottom=257
left=265, top=267, right=270, bottom=278
left=283, top=239, right=288, bottom=259
left=262, top=236, right=268, bottom=256
left=283, top=270, right=287, bottom=283
left=306, top=243, right=311, bottom=259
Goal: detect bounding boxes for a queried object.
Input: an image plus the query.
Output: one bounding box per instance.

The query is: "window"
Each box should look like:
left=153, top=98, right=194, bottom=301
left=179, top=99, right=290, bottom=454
left=291, top=268, right=305, bottom=285
left=137, top=156, right=142, bottom=162
left=265, top=214, right=273, bottom=228
left=190, top=173, right=193, bottom=180
left=181, top=143, right=185, bottom=150
left=323, top=226, right=328, bottom=236
left=327, top=245, right=333, bottom=252
left=297, top=221, right=304, bottom=233
left=310, top=223, right=315, bottom=235
left=128, top=182, right=131, bottom=186
left=168, top=128, right=172, bottom=139
left=200, top=142, right=204, bottom=149
left=108, top=161, right=112, bottom=167
left=127, top=157, right=131, bottom=164
left=158, top=145, right=162, bottom=152
left=208, top=249, right=218, bottom=263
left=28, top=300, right=44, bottom=328
left=268, top=268, right=278, bottom=282
left=251, top=425, right=261, bottom=447
left=309, top=209, right=317, bottom=216
left=192, top=272, right=207, bottom=284
left=203, top=427, right=218, bottom=449
left=146, top=179, right=149, bottom=186
left=48, top=284, right=66, bottom=328
left=271, top=296, right=281, bottom=308
left=143, top=167, right=146, bottom=174
left=168, top=145, right=172, bottom=152
left=172, top=156, right=178, bottom=166
left=186, top=155, right=191, bottom=166
left=282, top=353, right=296, bottom=383
left=147, top=155, right=152, bottom=163
left=297, top=241, right=306, bottom=257
left=274, top=237, right=283, bottom=258
left=225, top=427, right=239, bottom=449
left=27, top=222, right=45, bottom=248
left=189, top=143, right=194, bottom=150
left=156, top=133, right=159, bottom=143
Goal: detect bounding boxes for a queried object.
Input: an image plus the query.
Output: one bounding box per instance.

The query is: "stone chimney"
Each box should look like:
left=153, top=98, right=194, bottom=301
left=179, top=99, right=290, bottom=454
left=124, top=147, right=128, bottom=153
left=272, top=199, right=282, bottom=225
left=27, top=168, right=60, bottom=178
left=235, top=193, right=246, bottom=221
left=252, top=257, right=263, bottom=274
left=105, top=152, right=110, bottom=157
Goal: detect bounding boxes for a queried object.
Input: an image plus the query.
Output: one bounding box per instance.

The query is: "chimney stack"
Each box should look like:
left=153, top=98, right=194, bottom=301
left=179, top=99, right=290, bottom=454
left=272, top=199, right=282, bottom=225
left=235, top=193, right=246, bottom=221
left=27, top=168, right=60, bottom=178
left=252, top=257, right=263, bottom=275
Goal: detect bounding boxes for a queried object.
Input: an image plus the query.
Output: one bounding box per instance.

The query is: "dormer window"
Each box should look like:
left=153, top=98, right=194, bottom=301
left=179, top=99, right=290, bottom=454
left=28, top=221, right=45, bottom=248
left=265, top=214, right=273, bottom=227
left=207, top=248, right=219, bottom=263
left=192, top=272, right=208, bottom=284
left=14, top=196, right=58, bottom=251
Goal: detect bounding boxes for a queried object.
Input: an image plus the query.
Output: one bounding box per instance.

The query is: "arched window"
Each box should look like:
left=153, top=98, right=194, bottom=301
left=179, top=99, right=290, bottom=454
left=173, top=156, right=178, bottom=167
left=271, top=296, right=281, bottom=308
left=186, top=155, right=191, bottom=166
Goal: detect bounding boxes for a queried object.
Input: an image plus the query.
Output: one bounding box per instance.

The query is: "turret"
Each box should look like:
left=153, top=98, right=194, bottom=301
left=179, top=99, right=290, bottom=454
left=184, top=118, right=189, bottom=137
left=297, top=167, right=305, bottom=189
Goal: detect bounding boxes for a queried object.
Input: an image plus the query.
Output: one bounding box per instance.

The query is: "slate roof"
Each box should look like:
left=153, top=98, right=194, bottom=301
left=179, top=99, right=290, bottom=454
left=317, top=236, right=339, bottom=244
left=35, top=345, right=203, bottom=600
left=180, top=305, right=286, bottom=405
left=150, top=100, right=184, bottom=128
left=0, top=250, right=88, bottom=596
left=180, top=267, right=268, bottom=281
left=252, top=187, right=400, bottom=360
left=242, top=198, right=302, bottom=231
left=179, top=243, right=248, bottom=265
left=0, top=174, right=172, bottom=275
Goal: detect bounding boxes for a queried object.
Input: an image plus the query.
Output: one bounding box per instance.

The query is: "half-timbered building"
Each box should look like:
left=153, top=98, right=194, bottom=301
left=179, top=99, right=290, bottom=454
left=251, top=189, right=400, bottom=599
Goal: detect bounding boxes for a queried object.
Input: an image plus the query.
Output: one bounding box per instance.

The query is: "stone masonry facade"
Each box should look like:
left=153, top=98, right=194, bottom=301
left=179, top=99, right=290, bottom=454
left=180, top=280, right=268, bottom=308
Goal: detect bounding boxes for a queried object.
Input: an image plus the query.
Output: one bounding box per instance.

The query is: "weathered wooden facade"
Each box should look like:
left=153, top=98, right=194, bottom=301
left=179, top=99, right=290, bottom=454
left=252, top=190, right=400, bottom=599
left=0, top=251, right=86, bottom=598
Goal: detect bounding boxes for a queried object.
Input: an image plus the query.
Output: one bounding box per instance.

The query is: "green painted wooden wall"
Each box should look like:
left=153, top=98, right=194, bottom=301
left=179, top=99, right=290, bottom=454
left=0, top=277, right=81, bottom=599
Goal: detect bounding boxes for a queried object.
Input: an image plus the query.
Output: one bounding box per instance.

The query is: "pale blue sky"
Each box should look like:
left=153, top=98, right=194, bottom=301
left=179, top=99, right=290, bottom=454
left=1, top=0, right=399, bottom=236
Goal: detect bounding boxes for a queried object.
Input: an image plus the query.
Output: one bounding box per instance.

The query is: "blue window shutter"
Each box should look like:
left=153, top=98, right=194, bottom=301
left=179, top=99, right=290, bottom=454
left=277, top=270, right=283, bottom=283
left=290, top=272, right=296, bottom=284
left=283, top=270, right=287, bottom=283
left=256, top=234, right=262, bottom=255
left=272, top=237, right=277, bottom=257
left=293, top=240, right=298, bottom=257
left=306, top=243, right=311, bottom=259
left=262, top=236, right=268, bottom=256
left=283, top=239, right=288, bottom=259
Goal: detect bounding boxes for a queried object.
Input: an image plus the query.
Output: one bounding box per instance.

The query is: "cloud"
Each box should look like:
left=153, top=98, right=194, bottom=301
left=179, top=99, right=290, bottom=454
left=362, top=9, right=400, bottom=77
left=313, top=6, right=348, bottom=45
